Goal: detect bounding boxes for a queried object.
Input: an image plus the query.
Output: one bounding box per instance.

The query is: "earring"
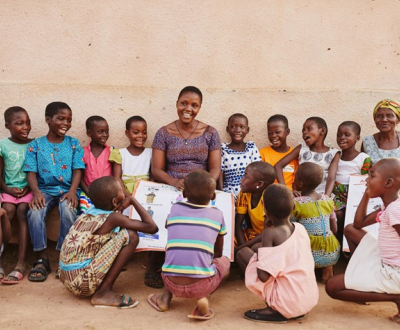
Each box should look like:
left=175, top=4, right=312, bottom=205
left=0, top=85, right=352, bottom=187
left=256, top=186, right=260, bottom=189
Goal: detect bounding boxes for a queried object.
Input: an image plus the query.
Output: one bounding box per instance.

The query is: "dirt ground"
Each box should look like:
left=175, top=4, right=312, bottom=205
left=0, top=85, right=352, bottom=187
left=0, top=244, right=399, bottom=330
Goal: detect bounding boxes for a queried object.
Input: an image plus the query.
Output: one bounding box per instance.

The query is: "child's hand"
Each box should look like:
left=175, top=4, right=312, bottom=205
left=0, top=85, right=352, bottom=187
left=3, top=186, right=23, bottom=198
left=30, top=192, right=46, bottom=210
left=172, top=179, right=184, bottom=191
left=113, top=196, right=133, bottom=213
left=17, top=186, right=31, bottom=198
left=292, top=190, right=301, bottom=197
left=61, top=191, right=78, bottom=210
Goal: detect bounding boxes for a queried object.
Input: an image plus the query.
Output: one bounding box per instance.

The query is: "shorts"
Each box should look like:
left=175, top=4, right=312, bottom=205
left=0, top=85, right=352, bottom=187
left=162, top=256, right=230, bottom=299
left=1, top=192, right=33, bottom=204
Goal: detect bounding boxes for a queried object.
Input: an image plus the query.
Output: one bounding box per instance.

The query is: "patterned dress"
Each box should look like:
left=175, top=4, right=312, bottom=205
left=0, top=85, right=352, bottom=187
left=221, top=141, right=261, bottom=200
left=59, top=206, right=129, bottom=297
left=292, top=195, right=340, bottom=268
left=363, top=134, right=400, bottom=164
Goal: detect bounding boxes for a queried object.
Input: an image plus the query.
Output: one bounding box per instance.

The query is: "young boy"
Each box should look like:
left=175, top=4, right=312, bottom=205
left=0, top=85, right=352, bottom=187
left=326, top=158, right=400, bottom=324
left=259, top=115, right=298, bottom=190
left=147, top=170, right=230, bottom=320
left=24, top=102, right=85, bottom=282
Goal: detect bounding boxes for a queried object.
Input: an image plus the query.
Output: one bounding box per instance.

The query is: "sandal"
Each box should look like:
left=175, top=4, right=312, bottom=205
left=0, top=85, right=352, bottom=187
left=93, top=294, right=139, bottom=309
left=144, top=272, right=164, bottom=288
left=244, top=309, right=288, bottom=323
left=187, top=307, right=214, bottom=320
left=147, top=294, right=168, bottom=312
left=1, top=270, right=25, bottom=285
left=28, top=258, right=51, bottom=282
left=391, top=313, right=400, bottom=324
left=55, top=267, right=61, bottom=279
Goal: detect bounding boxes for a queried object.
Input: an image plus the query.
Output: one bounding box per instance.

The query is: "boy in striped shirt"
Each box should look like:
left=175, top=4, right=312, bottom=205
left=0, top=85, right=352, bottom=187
left=147, top=170, right=230, bottom=320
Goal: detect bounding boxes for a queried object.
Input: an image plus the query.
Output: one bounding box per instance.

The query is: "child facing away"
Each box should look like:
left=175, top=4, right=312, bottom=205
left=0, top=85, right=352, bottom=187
left=259, top=114, right=298, bottom=190
left=24, top=102, right=85, bottom=282
left=292, top=162, right=340, bottom=282
left=60, top=176, right=158, bottom=308
left=0, top=107, right=33, bottom=284
left=147, top=170, right=230, bottom=320
left=235, top=162, right=276, bottom=253
left=275, top=117, right=340, bottom=196
left=236, top=184, right=319, bottom=323
left=326, top=158, right=400, bottom=324
left=79, top=116, right=113, bottom=214
left=333, top=121, right=371, bottom=245
left=219, top=113, right=261, bottom=200
left=109, top=115, right=152, bottom=215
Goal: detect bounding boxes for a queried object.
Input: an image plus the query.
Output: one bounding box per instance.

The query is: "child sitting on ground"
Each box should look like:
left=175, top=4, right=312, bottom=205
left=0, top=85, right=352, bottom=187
left=79, top=116, right=113, bottom=214
left=219, top=113, right=261, bottom=200
left=147, top=170, right=230, bottom=320
left=60, top=176, right=158, bottom=308
left=235, top=161, right=276, bottom=253
left=275, top=117, right=340, bottom=196
left=236, top=184, right=319, bottom=323
left=110, top=116, right=152, bottom=215
left=24, top=102, right=85, bottom=282
left=326, top=158, right=400, bottom=324
left=259, top=115, right=298, bottom=190
left=0, top=107, right=33, bottom=284
left=292, top=162, right=340, bottom=282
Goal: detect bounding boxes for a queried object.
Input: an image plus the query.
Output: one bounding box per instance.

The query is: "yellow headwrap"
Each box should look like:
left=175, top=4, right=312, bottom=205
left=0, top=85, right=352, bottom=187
left=373, top=99, right=400, bottom=119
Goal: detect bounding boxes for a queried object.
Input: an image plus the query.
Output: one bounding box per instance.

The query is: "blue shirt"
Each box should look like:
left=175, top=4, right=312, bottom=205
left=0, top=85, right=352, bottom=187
left=24, top=136, right=85, bottom=197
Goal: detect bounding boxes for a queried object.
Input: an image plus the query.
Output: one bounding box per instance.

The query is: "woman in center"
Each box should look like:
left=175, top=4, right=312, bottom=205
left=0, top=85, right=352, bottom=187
left=146, top=86, right=222, bottom=288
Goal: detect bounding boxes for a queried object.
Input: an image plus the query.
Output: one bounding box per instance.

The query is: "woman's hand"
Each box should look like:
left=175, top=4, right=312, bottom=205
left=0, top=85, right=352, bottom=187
left=172, top=178, right=184, bottom=191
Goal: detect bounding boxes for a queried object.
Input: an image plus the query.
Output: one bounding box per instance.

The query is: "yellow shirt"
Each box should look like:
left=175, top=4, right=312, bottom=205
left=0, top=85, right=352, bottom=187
left=236, top=192, right=264, bottom=234
left=259, top=146, right=298, bottom=190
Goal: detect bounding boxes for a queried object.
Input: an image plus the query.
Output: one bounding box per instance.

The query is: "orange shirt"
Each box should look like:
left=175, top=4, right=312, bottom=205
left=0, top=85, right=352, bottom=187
left=259, top=146, right=298, bottom=190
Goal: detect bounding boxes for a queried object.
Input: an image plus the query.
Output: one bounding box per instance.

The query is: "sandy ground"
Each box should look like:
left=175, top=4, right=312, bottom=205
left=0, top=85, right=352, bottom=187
left=0, top=244, right=399, bottom=330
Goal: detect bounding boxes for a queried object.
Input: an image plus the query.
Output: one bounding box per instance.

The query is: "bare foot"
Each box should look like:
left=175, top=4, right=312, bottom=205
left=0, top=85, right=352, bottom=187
left=91, top=291, right=137, bottom=308
left=197, top=297, right=210, bottom=316
left=148, top=293, right=170, bottom=312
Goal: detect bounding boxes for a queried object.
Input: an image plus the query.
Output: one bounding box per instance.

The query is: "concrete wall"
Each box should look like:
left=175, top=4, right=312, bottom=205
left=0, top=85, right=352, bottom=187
left=1, top=1, right=400, bottom=150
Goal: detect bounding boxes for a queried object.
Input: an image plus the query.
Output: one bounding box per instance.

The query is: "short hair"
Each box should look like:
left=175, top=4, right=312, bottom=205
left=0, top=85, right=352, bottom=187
left=247, top=161, right=276, bottom=186
left=89, top=176, right=120, bottom=210
left=374, top=158, right=400, bottom=183
left=184, top=170, right=216, bottom=205
left=227, top=113, right=248, bottom=126
left=267, top=114, right=289, bottom=128
left=45, top=102, right=71, bottom=118
left=296, top=162, right=323, bottom=190
left=4, top=106, right=27, bottom=123
left=339, top=121, right=361, bottom=136
left=264, top=184, right=294, bottom=219
left=306, top=116, right=328, bottom=137
left=126, top=115, right=146, bottom=130
left=86, top=115, right=107, bottom=130
left=177, top=86, right=203, bottom=104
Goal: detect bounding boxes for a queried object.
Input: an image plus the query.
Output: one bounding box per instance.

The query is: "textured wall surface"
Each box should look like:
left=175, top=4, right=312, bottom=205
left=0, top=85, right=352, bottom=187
left=1, top=1, right=400, bottom=150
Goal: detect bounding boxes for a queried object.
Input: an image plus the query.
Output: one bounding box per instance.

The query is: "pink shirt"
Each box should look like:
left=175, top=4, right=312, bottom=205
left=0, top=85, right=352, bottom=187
left=245, top=223, right=319, bottom=318
left=83, top=144, right=113, bottom=187
left=378, top=198, right=400, bottom=267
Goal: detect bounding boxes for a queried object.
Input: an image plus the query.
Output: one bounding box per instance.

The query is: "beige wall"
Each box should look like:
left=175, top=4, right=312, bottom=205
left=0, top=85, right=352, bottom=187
left=1, top=1, right=400, bottom=150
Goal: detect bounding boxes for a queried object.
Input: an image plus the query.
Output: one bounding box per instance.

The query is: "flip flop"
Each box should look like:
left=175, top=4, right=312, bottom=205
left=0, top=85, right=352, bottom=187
left=187, top=307, right=214, bottom=320
left=1, top=270, right=25, bottom=285
left=0, top=267, right=5, bottom=280
left=93, top=294, right=139, bottom=309
left=244, top=309, right=288, bottom=323
left=147, top=294, right=167, bottom=312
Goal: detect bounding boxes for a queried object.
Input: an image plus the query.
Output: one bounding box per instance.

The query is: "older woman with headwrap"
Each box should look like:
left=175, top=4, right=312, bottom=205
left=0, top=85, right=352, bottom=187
left=362, top=99, right=400, bottom=163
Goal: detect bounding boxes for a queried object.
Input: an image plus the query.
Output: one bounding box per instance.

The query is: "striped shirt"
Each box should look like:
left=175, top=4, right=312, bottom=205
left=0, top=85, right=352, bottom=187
left=378, top=198, right=400, bottom=267
left=162, top=202, right=227, bottom=278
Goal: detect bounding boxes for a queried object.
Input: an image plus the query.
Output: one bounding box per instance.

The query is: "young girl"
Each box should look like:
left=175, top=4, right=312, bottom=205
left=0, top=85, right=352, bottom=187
left=109, top=116, right=152, bottom=215
left=219, top=113, right=261, bottom=200
left=235, top=162, right=276, bottom=253
left=275, top=117, right=340, bottom=196
left=0, top=106, right=33, bottom=284
left=326, top=158, right=400, bottom=324
left=334, top=121, right=371, bottom=244
left=236, top=184, right=319, bottom=323
left=60, top=176, right=158, bottom=308
left=79, top=116, right=113, bottom=214
left=292, top=162, right=340, bottom=282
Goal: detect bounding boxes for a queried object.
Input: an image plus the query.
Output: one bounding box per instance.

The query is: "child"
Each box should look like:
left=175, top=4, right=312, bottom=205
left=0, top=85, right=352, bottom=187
left=79, top=116, right=113, bottom=214
left=259, top=115, right=298, bottom=190
left=147, top=170, right=230, bottom=320
left=109, top=116, right=152, bottom=215
left=0, top=107, right=33, bottom=284
left=0, top=208, right=11, bottom=281
left=275, top=117, right=340, bottom=196
left=333, top=121, right=371, bottom=245
left=326, top=158, right=400, bottom=324
left=292, top=162, right=340, bottom=282
left=219, top=113, right=261, bottom=200
left=235, top=162, right=276, bottom=252
left=60, top=176, right=158, bottom=308
left=24, top=102, right=85, bottom=282
left=236, top=184, right=319, bottom=323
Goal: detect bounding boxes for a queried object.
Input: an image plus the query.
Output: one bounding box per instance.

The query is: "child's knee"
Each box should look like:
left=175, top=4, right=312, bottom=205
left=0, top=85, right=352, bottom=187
left=344, top=223, right=354, bottom=236
left=16, top=203, right=29, bottom=218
